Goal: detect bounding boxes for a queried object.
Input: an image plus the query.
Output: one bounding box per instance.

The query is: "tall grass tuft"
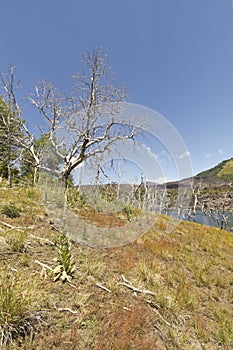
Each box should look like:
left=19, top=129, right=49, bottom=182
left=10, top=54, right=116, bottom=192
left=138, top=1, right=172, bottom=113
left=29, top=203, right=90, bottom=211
left=0, top=270, right=44, bottom=348
left=6, top=230, right=28, bottom=253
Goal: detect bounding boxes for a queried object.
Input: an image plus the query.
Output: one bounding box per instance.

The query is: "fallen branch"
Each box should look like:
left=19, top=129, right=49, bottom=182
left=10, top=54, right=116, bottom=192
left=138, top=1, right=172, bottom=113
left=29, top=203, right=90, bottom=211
left=0, top=187, right=19, bottom=190
left=0, top=220, right=35, bottom=231
left=120, top=282, right=155, bottom=296
left=154, top=323, right=167, bottom=342
left=144, top=298, right=161, bottom=309
left=144, top=299, right=171, bottom=326
left=8, top=266, right=17, bottom=272
left=96, top=283, right=112, bottom=293
left=58, top=308, right=78, bottom=315
left=123, top=306, right=131, bottom=311
left=0, top=251, right=22, bottom=255
left=34, top=259, right=53, bottom=271
left=120, top=275, right=170, bottom=326
left=120, top=275, right=155, bottom=296
left=30, top=234, right=55, bottom=246
left=151, top=308, right=171, bottom=326
left=121, top=274, right=130, bottom=283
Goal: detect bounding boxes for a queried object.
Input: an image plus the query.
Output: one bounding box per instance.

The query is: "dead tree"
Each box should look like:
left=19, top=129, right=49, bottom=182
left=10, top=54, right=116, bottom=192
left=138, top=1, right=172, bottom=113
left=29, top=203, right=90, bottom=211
left=190, top=181, right=203, bottom=221
left=29, top=48, right=141, bottom=187
left=0, top=64, right=44, bottom=186
left=0, top=65, right=24, bottom=187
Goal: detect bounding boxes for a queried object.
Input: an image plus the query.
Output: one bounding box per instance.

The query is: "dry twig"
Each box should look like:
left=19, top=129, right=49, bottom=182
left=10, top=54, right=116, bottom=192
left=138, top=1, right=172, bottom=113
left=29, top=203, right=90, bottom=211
left=120, top=274, right=155, bottom=296
left=96, top=283, right=112, bottom=293
left=34, top=259, right=53, bottom=271
left=58, top=308, right=78, bottom=315
left=30, top=234, right=55, bottom=246
left=0, top=220, right=35, bottom=230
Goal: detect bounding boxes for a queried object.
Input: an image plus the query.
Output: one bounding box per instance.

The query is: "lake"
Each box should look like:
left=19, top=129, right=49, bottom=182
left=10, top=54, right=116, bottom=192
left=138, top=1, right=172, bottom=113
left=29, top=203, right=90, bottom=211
left=167, top=209, right=233, bottom=232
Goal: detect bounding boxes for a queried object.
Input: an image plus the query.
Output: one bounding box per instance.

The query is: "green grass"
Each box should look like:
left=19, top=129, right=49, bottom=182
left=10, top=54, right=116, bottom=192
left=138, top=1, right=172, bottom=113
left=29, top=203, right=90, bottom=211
left=218, top=159, right=233, bottom=180
left=197, top=157, right=233, bottom=181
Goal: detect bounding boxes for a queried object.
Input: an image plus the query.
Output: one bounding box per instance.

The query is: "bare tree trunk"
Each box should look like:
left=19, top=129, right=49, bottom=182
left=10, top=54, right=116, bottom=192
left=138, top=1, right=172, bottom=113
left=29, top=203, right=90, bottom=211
left=7, top=151, right=12, bottom=188
left=193, top=192, right=198, bottom=221
left=61, top=172, right=69, bottom=189
left=7, top=131, right=12, bottom=188
left=33, top=166, right=38, bottom=186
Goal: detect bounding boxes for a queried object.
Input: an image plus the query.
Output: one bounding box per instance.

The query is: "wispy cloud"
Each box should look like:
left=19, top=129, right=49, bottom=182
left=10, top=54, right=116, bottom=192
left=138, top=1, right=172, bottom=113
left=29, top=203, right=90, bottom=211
left=178, top=151, right=190, bottom=159
left=205, top=154, right=211, bottom=158
left=218, top=148, right=223, bottom=155
left=143, top=145, right=158, bottom=161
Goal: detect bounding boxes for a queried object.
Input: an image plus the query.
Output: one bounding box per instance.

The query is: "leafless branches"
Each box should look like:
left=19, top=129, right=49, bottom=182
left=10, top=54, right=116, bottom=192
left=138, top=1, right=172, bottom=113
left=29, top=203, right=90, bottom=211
left=0, top=65, right=24, bottom=187
left=0, top=50, right=142, bottom=188
left=29, top=48, right=140, bottom=186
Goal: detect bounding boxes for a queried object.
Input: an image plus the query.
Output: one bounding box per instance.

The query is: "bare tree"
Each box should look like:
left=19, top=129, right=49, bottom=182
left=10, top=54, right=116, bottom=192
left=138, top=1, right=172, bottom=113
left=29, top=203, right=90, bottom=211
left=0, top=64, right=43, bottom=186
left=190, top=180, right=203, bottom=221
left=0, top=65, right=24, bottom=187
left=29, top=48, right=141, bottom=187
left=0, top=50, right=142, bottom=189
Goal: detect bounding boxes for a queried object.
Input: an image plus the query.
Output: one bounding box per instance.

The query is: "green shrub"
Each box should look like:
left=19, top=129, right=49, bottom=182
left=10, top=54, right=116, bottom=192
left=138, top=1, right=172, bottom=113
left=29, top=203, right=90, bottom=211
left=123, top=206, right=133, bottom=221
left=66, top=188, right=85, bottom=208
left=1, top=204, right=20, bottom=219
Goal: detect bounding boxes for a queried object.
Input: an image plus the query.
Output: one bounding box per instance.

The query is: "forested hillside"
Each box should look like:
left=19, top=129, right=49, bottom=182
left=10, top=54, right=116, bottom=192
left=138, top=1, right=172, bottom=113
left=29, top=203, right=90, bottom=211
left=196, top=158, right=233, bottom=182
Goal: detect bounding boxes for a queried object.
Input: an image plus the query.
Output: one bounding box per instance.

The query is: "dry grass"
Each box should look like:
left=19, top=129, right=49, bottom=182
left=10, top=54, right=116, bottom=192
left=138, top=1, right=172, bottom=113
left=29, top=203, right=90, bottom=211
left=0, top=183, right=232, bottom=349
left=0, top=269, right=45, bottom=348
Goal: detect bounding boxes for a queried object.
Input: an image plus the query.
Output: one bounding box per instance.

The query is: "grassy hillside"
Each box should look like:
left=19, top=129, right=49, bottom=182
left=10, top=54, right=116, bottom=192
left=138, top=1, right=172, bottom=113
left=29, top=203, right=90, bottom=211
left=196, top=158, right=233, bottom=181
left=218, top=159, right=233, bottom=180
left=0, top=184, right=233, bottom=349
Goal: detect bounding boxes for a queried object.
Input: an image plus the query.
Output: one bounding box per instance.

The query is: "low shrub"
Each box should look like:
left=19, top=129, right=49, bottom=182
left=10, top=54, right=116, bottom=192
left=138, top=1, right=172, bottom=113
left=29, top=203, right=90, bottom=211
left=1, top=204, right=20, bottom=219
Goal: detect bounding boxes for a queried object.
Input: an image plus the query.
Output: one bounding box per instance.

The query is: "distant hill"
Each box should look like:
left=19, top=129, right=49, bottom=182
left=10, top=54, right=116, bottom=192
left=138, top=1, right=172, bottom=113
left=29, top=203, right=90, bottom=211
left=162, top=158, right=233, bottom=211
left=196, top=157, right=233, bottom=182
left=148, top=158, right=233, bottom=190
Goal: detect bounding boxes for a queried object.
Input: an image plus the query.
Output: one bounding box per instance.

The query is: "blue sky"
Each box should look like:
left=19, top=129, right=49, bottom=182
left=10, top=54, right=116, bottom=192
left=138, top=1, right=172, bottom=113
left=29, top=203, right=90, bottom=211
left=0, top=0, right=233, bottom=181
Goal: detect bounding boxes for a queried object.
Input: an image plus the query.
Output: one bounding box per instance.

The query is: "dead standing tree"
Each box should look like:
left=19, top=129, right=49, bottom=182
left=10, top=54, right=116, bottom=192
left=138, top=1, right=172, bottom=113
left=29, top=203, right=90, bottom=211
left=0, top=64, right=45, bottom=186
left=29, top=49, right=141, bottom=188
left=0, top=65, right=25, bottom=187
left=190, top=180, right=203, bottom=221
